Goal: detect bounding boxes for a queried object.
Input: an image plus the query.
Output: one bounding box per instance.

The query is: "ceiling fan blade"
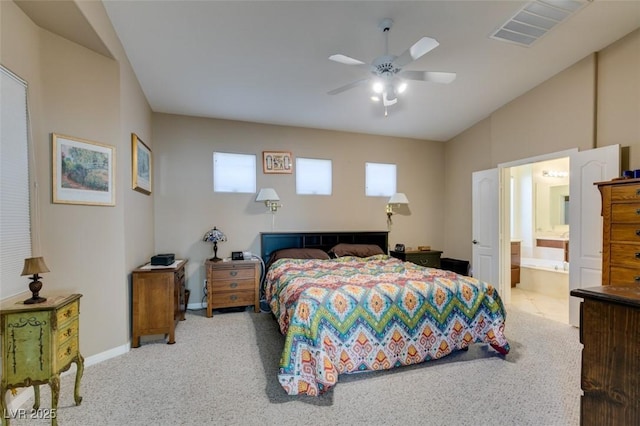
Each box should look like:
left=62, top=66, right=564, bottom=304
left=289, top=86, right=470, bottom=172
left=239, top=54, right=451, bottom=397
left=329, top=54, right=366, bottom=66
left=393, top=37, right=439, bottom=68
left=327, top=78, right=370, bottom=95
left=400, top=71, right=457, bottom=84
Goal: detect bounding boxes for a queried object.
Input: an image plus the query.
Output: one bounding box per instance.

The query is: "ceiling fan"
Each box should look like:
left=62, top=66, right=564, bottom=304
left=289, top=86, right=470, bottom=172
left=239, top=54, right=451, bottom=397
left=328, top=18, right=456, bottom=116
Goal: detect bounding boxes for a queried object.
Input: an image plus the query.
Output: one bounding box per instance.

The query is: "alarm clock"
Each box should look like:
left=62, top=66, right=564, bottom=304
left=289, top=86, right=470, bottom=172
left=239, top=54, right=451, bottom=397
left=394, top=244, right=405, bottom=252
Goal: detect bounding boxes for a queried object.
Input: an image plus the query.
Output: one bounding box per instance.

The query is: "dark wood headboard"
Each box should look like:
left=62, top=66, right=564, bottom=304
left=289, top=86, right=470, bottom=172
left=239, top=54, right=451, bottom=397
left=260, top=231, right=388, bottom=265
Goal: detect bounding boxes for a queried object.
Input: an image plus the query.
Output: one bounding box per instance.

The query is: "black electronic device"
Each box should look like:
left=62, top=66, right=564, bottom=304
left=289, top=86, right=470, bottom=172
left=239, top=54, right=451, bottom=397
left=394, top=244, right=405, bottom=252
left=231, top=251, right=244, bottom=260
left=151, top=253, right=175, bottom=266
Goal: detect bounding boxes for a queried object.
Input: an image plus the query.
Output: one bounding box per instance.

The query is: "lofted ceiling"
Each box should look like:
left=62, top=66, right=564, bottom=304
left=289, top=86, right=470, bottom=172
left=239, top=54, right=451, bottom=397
left=95, top=1, right=640, bottom=141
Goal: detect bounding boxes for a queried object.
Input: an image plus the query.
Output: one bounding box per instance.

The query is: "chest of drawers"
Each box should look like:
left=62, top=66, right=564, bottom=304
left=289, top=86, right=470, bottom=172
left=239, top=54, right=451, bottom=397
left=132, top=259, right=187, bottom=347
left=205, top=260, right=260, bottom=317
left=1, top=293, right=84, bottom=426
left=390, top=250, right=442, bottom=268
left=597, top=179, right=640, bottom=286
left=570, top=286, right=640, bottom=425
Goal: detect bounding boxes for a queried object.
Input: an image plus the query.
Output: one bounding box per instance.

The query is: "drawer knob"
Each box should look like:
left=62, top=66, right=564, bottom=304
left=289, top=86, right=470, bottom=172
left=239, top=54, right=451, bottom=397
left=64, top=328, right=72, bottom=337
left=64, top=309, right=72, bottom=318
left=230, top=271, right=238, bottom=277
left=635, top=276, right=640, bottom=282
left=230, top=295, right=238, bottom=301
left=636, top=252, right=640, bottom=259
left=230, top=282, right=238, bottom=288
left=636, top=230, right=640, bottom=237
left=636, top=189, right=640, bottom=196
left=636, top=209, right=640, bottom=215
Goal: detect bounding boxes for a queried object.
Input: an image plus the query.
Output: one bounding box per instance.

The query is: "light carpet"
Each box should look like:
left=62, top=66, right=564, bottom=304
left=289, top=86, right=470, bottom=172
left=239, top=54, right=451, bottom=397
left=10, top=305, right=581, bottom=426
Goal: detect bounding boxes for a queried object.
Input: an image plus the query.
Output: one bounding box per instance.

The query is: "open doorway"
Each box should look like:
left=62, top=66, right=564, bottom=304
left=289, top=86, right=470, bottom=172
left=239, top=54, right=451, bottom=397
left=507, top=156, right=570, bottom=324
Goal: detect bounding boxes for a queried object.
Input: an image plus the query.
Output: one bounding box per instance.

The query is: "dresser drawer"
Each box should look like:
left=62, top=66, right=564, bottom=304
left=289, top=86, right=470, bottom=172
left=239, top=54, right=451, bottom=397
left=56, top=335, right=79, bottom=368
left=611, top=203, right=640, bottom=223
left=209, top=278, right=255, bottom=293
left=208, top=266, right=255, bottom=281
left=609, top=266, right=640, bottom=286
left=611, top=224, right=640, bottom=242
left=57, top=317, right=79, bottom=343
left=57, top=299, right=79, bottom=325
left=611, top=183, right=640, bottom=201
left=405, top=253, right=440, bottom=268
left=610, top=243, right=640, bottom=268
left=210, top=290, right=255, bottom=308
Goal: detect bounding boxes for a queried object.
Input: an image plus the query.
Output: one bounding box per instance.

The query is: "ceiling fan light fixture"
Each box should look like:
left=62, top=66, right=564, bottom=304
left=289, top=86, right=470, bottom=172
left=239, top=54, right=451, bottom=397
left=372, top=81, right=384, bottom=93
left=396, top=81, right=408, bottom=94
left=371, top=95, right=380, bottom=102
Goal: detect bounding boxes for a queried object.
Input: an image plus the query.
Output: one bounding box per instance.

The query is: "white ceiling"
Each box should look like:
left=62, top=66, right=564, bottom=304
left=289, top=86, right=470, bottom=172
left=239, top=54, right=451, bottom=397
left=102, top=1, right=640, bottom=141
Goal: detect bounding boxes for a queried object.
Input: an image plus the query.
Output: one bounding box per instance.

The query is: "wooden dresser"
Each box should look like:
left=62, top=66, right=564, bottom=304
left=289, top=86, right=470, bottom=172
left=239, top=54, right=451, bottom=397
left=1, top=293, right=84, bottom=426
left=132, top=259, right=187, bottom=347
left=390, top=250, right=442, bottom=268
left=597, top=178, right=640, bottom=286
left=206, top=260, right=260, bottom=317
left=570, top=286, right=640, bottom=425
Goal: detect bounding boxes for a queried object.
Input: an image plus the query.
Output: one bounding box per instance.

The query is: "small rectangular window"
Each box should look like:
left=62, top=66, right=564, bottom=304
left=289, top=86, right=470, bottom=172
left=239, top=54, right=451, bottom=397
left=213, top=152, right=256, bottom=193
left=296, top=158, right=332, bottom=195
left=365, top=162, right=396, bottom=197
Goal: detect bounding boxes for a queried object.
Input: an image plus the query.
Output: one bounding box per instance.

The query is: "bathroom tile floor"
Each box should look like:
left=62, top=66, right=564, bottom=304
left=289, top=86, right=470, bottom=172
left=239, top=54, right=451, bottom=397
left=508, top=287, right=569, bottom=324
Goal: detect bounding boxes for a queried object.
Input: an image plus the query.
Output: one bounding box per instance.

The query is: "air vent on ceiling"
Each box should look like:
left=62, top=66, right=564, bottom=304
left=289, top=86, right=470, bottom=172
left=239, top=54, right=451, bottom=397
left=490, top=0, right=589, bottom=47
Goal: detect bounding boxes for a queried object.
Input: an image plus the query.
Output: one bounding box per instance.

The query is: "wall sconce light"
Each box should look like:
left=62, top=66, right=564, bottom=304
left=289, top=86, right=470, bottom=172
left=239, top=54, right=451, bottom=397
left=21, top=256, right=50, bottom=304
left=256, top=188, right=282, bottom=212
left=386, top=192, right=410, bottom=226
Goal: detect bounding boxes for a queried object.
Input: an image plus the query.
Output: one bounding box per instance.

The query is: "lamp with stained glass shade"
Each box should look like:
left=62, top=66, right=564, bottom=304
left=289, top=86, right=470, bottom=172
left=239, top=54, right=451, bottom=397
left=203, top=227, right=227, bottom=262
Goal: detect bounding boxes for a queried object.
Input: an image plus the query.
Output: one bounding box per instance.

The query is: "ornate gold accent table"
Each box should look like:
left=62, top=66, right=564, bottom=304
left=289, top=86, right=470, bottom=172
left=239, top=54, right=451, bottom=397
left=1, top=293, right=84, bottom=426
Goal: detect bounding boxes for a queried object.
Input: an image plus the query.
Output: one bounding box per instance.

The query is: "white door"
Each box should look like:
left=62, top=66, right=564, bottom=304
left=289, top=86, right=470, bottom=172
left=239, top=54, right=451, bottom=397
left=568, top=145, right=620, bottom=326
left=472, top=169, right=500, bottom=290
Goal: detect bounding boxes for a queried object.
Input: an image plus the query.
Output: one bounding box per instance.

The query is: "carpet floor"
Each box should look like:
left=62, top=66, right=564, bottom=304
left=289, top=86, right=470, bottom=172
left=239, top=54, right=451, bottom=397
left=10, top=305, right=581, bottom=426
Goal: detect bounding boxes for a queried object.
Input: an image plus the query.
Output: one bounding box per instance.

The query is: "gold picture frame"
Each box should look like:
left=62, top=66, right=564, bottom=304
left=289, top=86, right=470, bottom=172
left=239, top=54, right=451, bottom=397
left=263, top=151, right=292, bottom=174
left=52, top=133, right=115, bottom=206
left=132, top=133, right=152, bottom=195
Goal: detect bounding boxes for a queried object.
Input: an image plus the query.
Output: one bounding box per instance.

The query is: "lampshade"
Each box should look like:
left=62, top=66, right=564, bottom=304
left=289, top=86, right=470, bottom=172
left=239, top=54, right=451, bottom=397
left=388, top=193, right=409, bottom=205
left=21, top=257, right=50, bottom=276
left=202, top=227, right=227, bottom=243
left=256, top=188, right=280, bottom=202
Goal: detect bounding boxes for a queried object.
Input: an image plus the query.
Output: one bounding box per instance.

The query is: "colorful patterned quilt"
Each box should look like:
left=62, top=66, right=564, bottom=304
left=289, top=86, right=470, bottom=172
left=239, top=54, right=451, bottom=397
left=265, top=255, right=510, bottom=396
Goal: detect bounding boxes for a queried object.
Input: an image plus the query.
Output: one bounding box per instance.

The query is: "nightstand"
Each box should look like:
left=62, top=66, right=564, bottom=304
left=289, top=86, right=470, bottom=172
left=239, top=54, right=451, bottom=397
left=131, top=259, right=188, bottom=347
left=205, top=260, right=260, bottom=317
left=390, top=250, right=443, bottom=268
left=1, top=293, right=84, bottom=426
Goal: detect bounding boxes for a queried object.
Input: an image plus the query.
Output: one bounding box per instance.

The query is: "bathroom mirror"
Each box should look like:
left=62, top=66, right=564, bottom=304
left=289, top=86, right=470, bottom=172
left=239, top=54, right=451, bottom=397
left=535, top=183, right=570, bottom=232
left=549, top=185, right=569, bottom=227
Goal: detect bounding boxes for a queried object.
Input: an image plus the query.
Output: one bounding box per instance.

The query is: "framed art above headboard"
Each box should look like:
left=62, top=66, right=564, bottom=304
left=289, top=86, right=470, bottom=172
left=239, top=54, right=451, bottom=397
left=260, top=231, right=389, bottom=265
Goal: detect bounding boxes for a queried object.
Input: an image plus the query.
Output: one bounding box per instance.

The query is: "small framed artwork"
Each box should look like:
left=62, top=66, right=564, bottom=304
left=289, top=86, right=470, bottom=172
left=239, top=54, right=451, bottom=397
left=52, top=133, right=115, bottom=206
left=263, top=151, right=293, bottom=174
left=131, top=133, right=152, bottom=195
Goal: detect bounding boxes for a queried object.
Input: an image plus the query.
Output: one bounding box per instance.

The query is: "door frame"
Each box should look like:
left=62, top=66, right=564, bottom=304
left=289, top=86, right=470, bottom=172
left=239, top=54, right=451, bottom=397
left=497, top=149, right=577, bottom=304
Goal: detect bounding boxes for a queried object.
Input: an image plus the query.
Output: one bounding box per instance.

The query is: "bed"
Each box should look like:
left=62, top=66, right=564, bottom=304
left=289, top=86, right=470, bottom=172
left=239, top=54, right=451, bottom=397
left=261, top=231, right=510, bottom=396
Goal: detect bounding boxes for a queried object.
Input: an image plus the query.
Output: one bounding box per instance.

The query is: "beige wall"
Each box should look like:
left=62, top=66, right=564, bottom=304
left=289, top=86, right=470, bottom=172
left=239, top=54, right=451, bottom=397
left=443, top=28, right=640, bottom=264
left=1, top=0, right=153, bottom=361
left=152, top=114, right=446, bottom=300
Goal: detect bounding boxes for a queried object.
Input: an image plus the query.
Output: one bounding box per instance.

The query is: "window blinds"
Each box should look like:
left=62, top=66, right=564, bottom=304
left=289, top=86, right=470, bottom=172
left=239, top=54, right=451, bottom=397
left=1, top=66, right=32, bottom=299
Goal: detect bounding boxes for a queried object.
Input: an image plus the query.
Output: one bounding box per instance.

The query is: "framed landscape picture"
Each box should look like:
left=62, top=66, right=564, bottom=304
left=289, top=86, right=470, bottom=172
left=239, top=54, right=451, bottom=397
left=52, top=133, right=115, bottom=206
left=263, top=151, right=292, bottom=174
left=131, top=133, right=152, bottom=195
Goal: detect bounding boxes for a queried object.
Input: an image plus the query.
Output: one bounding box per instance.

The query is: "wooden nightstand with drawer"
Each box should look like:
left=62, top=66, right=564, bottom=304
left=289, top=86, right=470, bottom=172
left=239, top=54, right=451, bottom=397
left=390, top=250, right=443, bottom=268
left=206, top=260, right=260, bottom=317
